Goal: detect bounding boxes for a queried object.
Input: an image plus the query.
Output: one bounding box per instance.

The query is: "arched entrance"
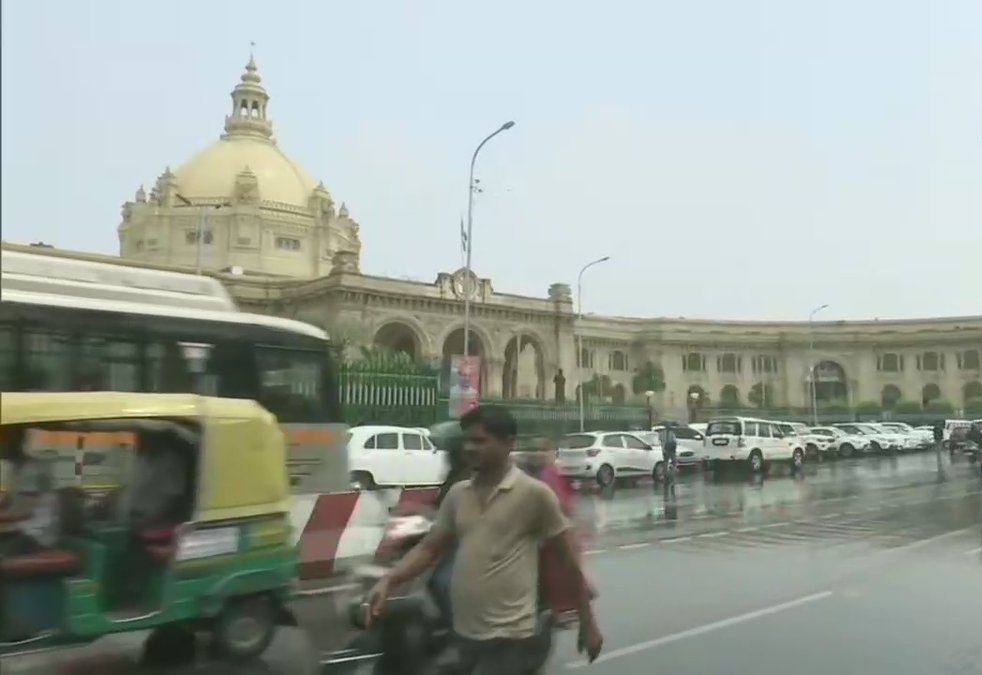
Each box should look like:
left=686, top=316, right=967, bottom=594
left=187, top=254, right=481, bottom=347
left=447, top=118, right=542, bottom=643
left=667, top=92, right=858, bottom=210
left=719, top=384, right=740, bottom=408
left=502, top=334, right=546, bottom=399
left=881, top=384, right=902, bottom=409
left=963, top=381, right=982, bottom=403
left=373, top=322, right=420, bottom=360
left=441, top=328, right=487, bottom=395
left=810, top=361, right=848, bottom=404
left=921, top=383, right=941, bottom=406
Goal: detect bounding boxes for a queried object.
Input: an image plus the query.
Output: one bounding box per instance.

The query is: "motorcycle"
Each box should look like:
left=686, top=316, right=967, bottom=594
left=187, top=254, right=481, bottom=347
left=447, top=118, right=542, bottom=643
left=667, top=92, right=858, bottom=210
left=345, top=510, right=558, bottom=675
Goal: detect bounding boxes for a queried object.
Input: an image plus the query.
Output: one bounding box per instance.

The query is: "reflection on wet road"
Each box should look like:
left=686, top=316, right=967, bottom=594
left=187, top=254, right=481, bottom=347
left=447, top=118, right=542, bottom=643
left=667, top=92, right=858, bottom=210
left=5, top=453, right=978, bottom=674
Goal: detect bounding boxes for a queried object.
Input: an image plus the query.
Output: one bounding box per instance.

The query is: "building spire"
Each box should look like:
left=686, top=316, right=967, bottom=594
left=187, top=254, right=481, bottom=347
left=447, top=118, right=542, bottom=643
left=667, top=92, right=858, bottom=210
left=222, top=51, right=273, bottom=141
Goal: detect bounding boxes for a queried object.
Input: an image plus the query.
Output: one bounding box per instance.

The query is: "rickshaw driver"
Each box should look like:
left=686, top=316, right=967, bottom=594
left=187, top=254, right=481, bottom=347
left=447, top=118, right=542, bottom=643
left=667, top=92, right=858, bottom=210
left=123, top=428, right=195, bottom=530
left=0, top=426, right=59, bottom=558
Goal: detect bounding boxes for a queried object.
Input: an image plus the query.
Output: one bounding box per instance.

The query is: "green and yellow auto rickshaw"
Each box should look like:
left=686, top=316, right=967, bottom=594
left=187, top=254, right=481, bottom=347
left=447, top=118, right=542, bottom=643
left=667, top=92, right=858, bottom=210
left=0, top=392, right=298, bottom=661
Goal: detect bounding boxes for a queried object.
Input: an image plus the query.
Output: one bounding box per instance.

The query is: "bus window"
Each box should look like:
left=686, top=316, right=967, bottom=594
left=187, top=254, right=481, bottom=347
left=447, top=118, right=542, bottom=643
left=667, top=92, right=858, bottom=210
left=23, top=329, right=73, bottom=391
left=255, top=345, right=325, bottom=423
left=78, top=336, right=141, bottom=391
left=0, top=323, right=16, bottom=390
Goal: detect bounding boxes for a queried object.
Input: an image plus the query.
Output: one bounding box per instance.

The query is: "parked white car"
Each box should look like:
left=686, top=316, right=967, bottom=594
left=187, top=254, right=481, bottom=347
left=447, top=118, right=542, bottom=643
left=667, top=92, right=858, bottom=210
left=557, top=431, right=666, bottom=487
left=866, top=423, right=915, bottom=451
left=347, top=425, right=447, bottom=489
left=772, top=421, right=808, bottom=463
left=650, top=424, right=708, bottom=466
left=832, top=422, right=898, bottom=454
left=809, top=426, right=870, bottom=458
left=877, top=422, right=930, bottom=449
left=704, top=416, right=805, bottom=474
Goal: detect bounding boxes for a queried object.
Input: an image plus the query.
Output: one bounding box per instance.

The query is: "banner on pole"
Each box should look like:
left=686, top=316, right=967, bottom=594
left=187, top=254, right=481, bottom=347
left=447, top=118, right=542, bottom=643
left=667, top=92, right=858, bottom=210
left=449, top=355, right=480, bottom=418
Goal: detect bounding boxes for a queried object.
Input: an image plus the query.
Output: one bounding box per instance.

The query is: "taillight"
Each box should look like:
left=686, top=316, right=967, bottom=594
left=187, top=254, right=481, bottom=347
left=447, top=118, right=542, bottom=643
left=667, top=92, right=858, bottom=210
left=586, top=448, right=601, bottom=457
left=737, top=437, right=746, bottom=447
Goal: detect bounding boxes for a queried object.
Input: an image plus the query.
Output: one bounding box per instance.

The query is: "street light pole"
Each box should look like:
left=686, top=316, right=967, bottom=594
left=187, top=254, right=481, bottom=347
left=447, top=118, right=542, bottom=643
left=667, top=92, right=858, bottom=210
left=809, top=303, right=829, bottom=425
left=576, top=255, right=610, bottom=431
left=462, top=121, right=515, bottom=359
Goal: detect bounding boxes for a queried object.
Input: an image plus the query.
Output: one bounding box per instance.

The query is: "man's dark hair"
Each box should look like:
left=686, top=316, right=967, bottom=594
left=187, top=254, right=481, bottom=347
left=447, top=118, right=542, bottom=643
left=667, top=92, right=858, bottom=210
left=460, top=405, right=517, bottom=441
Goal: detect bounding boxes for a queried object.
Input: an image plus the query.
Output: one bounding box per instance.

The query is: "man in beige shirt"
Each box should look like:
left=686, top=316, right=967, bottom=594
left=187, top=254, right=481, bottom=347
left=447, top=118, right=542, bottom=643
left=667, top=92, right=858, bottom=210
left=367, top=405, right=603, bottom=673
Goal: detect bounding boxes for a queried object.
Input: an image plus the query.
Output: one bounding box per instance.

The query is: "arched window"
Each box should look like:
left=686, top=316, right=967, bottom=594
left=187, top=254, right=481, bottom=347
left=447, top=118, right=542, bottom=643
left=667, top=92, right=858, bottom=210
left=719, top=384, right=740, bottom=407
left=609, top=350, right=628, bottom=371
left=921, top=383, right=941, bottom=405
left=577, top=347, right=594, bottom=369
left=958, top=349, right=980, bottom=371
left=918, top=352, right=944, bottom=372
left=683, top=353, right=705, bottom=372
left=717, top=353, right=740, bottom=373
left=877, top=353, right=902, bottom=372
left=881, top=384, right=902, bottom=408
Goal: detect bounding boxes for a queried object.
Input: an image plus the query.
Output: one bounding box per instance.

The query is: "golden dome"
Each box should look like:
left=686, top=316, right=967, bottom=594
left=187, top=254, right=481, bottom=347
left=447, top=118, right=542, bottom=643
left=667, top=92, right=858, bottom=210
left=172, top=58, right=317, bottom=209
left=174, top=136, right=317, bottom=208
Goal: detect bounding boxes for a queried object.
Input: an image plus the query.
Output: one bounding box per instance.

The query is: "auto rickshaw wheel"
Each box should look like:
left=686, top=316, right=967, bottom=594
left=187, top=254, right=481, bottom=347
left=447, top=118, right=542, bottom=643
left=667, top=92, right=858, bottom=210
left=142, top=624, right=197, bottom=667
left=213, top=594, right=277, bottom=661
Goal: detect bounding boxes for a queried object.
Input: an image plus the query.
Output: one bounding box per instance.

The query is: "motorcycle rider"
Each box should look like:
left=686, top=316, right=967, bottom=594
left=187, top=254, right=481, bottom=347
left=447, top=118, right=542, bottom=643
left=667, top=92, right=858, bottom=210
left=366, top=405, right=603, bottom=674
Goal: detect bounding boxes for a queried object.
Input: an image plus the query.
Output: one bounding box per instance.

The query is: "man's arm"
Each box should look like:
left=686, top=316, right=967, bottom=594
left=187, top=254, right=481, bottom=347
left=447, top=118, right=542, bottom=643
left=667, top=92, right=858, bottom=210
left=384, top=527, right=453, bottom=587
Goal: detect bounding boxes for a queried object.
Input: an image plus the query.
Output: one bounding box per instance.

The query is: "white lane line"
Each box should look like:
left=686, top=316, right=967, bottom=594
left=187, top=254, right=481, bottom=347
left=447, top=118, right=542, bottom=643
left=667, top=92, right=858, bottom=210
left=735, top=526, right=759, bottom=533
left=583, top=549, right=606, bottom=556
left=566, top=590, right=834, bottom=669
left=760, top=522, right=789, bottom=529
left=295, top=582, right=359, bottom=598
left=662, top=536, right=692, bottom=543
left=697, top=531, right=728, bottom=539
left=618, top=542, right=650, bottom=550
left=964, top=546, right=982, bottom=556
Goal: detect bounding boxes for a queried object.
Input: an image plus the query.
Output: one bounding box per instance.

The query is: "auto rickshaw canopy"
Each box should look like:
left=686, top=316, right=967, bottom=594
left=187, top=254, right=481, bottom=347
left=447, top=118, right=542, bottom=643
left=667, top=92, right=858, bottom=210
left=0, top=391, right=290, bottom=523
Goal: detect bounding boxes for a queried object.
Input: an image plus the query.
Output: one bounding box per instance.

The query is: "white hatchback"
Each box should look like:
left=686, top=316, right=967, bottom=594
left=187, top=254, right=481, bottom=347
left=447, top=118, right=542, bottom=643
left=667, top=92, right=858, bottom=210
left=557, top=431, right=666, bottom=487
left=703, top=416, right=804, bottom=474
left=346, top=425, right=447, bottom=489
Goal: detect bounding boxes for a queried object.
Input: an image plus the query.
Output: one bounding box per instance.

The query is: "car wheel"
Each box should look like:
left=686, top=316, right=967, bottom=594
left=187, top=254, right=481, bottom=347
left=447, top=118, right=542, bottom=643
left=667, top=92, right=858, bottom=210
left=870, top=442, right=883, bottom=454
left=213, top=595, right=277, bottom=661
left=791, top=448, right=805, bottom=472
left=653, top=462, right=666, bottom=483
left=596, top=464, right=615, bottom=488
left=350, top=471, right=376, bottom=491
left=840, top=443, right=855, bottom=458
left=805, top=443, right=819, bottom=460
left=748, top=450, right=764, bottom=474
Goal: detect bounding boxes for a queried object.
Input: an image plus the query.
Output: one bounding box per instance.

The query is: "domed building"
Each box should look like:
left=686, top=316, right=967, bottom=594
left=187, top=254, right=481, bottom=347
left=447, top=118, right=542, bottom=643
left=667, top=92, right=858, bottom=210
left=19, top=56, right=980, bottom=420
left=118, top=58, right=361, bottom=277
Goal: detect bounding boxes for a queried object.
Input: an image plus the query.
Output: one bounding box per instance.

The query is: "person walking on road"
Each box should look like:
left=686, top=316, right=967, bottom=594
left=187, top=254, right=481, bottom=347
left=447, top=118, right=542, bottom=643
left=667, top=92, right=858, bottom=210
left=932, top=420, right=945, bottom=477
left=365, top=405, right=603, bottom=674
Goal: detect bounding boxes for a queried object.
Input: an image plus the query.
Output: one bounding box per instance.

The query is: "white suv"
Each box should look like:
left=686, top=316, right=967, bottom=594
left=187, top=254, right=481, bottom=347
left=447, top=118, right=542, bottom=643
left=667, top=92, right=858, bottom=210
left=557, top=431, right=665, bottom=487
left=809, top=426, right=869, bottom=458
left=704, top=416, right=804, bottom=474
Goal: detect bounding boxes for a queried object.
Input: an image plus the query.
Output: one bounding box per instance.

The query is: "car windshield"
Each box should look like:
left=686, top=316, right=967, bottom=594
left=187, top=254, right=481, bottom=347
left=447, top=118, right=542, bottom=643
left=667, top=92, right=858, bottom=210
left=706, top=421, right=741, bottom=436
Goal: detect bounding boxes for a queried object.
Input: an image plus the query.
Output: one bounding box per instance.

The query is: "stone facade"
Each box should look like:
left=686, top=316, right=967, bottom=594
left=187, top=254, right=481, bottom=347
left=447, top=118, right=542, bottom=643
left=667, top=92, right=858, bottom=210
left=92, top=56, right=982, bottom=418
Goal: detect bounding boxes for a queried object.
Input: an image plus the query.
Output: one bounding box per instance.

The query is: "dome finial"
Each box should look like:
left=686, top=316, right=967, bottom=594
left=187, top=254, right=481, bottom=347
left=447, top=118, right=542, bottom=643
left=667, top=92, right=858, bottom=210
left=222, top=51, right=273, bottom=140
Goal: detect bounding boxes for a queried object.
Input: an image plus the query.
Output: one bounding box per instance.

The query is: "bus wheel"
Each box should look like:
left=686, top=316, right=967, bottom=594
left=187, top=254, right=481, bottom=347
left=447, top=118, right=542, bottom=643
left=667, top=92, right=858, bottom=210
left=213, top=595, right=276, bottom=662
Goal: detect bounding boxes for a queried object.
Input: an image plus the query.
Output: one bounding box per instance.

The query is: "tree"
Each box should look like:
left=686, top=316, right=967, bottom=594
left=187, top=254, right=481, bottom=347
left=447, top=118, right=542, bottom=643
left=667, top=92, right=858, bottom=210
left=581, top=374, right=614, bottom=402
left=748, top=383, right=775, bottom=408
left=924, top=399, right=955, bottom=415
left=894, top=400, right=922, bottom=415
left=631, top=361, right=666, bottom=396
left=855, top=400, right=882, bottom=415
left=965, top=399, right=982, bottom=416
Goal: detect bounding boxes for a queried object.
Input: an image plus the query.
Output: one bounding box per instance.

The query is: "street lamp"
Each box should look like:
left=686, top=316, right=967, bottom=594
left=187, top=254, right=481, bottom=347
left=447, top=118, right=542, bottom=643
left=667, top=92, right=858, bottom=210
left=175, top=193, right=229, bottom=274
left=462, top=120, right=515, bottom=359
left=688, top=390, right=701, bottom=423
left=576, top=255, right=610, bottom=431
left=645, top=390, right=656, bottom=429
left=808, top=303, right=829, bottom=425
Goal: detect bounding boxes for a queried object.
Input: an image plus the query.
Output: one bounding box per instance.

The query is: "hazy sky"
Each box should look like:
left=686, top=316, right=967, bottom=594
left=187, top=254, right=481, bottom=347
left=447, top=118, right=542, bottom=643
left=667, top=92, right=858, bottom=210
left=2, top=0, right=980, bottom=321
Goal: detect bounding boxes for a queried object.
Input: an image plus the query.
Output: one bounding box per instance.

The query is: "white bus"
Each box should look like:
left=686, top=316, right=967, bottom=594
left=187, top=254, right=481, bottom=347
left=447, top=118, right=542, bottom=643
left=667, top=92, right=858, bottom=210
left=0, top=245, right=346, bottom=493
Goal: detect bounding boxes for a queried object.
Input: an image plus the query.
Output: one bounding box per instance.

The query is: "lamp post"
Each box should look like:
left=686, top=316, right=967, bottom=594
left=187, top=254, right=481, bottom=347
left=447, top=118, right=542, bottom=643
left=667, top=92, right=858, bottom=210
left=576, top=255, right=610, bottom=431
left=175, top=194, right=229, bottom=274
left=688, top=391, right=701, bottom=423
left=645, top=390, right=656, bottom=429
left=809, top=303, right=829, bottom=425
left=462, top=121, right=515, bottom=359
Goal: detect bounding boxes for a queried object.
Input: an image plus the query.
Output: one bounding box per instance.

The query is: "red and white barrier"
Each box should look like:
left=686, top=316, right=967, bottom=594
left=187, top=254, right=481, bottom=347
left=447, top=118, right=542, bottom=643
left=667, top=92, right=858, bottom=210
left=290, top=487, right=438, bottom=580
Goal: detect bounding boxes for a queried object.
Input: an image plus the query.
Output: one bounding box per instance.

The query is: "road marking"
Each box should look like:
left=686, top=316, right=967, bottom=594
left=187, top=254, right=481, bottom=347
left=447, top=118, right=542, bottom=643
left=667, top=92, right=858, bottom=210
left=760, top=522, right=788, bottom=529
left=566, top=590, right=834, bottom=669
left=735, top=526, right=759, bottom=533
left=295, top=582, right=359, bottom=598
left=662, top=536, right=692, bottom=543
left=697, top=531, right=728, bottom=539
left=618, top=542, right=650, bottom=550
left=583, top=549, right=606, bottom=556
left=964, top=546, right=982, bottom=556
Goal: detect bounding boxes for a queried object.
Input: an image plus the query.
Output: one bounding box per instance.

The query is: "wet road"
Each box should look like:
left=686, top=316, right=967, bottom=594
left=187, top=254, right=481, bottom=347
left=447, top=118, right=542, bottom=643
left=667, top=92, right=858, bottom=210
left=328, top=452, right=982, bottom=675
left=5, top=452, right=980, bottom=673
